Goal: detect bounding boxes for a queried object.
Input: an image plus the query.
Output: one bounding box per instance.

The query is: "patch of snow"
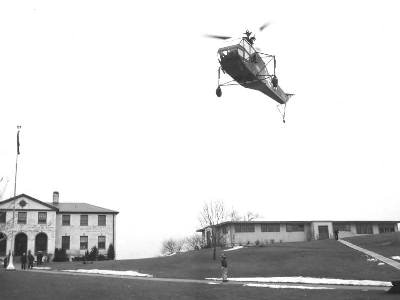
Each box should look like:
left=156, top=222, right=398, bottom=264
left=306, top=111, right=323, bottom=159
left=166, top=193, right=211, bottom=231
left=205, top=277, right=391, bottom=287
left=367, top=258, right=378, bottom=262
left=162, top=252, right=176, bottom=257
left=391, top=256, right=400, bottom=261
left=63, top=269, right=153, bottom=277
left=32, top=266, right=51, bottom=270
left=245, top=283, right=334, bottom=290
left=207, top=282, right=221, bottom=285
left=223, top=246, right=244, bottom=252
left=378, top=263, right=385, bottom=266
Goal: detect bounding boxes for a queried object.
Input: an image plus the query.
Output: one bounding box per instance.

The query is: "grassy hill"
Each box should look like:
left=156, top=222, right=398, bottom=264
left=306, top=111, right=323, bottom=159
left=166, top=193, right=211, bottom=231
left=344, top=232, right=400, bottom=258
left=49, top=239, right=400, bottom=281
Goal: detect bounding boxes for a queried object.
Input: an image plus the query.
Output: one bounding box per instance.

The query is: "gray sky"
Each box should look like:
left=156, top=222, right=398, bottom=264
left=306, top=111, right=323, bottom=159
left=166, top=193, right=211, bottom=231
left=1, top=0, right=400, bottom=258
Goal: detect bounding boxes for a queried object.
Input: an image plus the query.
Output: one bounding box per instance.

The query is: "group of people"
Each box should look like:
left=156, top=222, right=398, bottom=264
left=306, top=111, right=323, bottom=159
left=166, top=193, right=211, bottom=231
left=20, top=250, right=36, bottom=269
left=3, top=250, right=36, bottom=270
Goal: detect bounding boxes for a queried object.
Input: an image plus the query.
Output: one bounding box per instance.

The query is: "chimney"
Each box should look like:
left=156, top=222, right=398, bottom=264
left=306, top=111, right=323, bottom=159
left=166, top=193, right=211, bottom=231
left=53, top=191, right=59, bottom=204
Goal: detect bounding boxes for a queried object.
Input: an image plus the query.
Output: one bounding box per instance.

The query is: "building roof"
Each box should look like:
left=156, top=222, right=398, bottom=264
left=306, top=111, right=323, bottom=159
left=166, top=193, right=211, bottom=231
left=49, top=202, right=119, bottom=214
left=0, top=194, right=57, bottom=210
left=0, top=193, right=118, bottom=214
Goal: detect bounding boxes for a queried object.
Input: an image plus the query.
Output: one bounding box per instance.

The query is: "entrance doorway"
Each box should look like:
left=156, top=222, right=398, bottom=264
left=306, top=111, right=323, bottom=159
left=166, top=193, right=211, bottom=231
left=318, top=226, right=329, bottom=240
left=0, top=232, right=6, bottom=256
left=15, top=233, right=28, bottom=256
left=35, top=232, right=48, bottom=254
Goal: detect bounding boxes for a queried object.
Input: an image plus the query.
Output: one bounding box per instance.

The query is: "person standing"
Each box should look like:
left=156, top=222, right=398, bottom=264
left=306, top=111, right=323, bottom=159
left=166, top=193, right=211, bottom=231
left=21, top=252, right=27, bottom=270
left=221, top=254, right=228, bottom=282
left=28, top=250, right=34, bottom=269
left=334, top=229, right=339, bottom=240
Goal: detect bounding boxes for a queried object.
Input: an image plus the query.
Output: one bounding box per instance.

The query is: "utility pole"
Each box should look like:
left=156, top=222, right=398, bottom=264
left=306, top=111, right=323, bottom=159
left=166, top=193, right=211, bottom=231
left=6, top=125, right=21, bottom=271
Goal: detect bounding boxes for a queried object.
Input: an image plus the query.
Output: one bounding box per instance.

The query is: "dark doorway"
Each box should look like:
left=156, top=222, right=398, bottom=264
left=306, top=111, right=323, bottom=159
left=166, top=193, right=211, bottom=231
left=318, top=226, right=329, bottom=240
left=206, top=231, right=211, bottom=247
left=0, top=232, right=6, bottom=256
left=35, top=232, right=48, bottom=254
left=15, top=233, right=28, bottom=256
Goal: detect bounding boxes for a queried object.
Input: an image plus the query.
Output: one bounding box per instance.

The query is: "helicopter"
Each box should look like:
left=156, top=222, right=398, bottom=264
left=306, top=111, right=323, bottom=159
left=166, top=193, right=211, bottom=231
left=206, top=26, right=294, bottom=122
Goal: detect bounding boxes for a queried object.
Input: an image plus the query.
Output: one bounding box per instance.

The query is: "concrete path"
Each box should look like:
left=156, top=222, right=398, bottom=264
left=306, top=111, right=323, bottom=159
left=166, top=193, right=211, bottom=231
left=339, top=239, right=400, bottom=271
left=6, top=268, right=387, bottom=292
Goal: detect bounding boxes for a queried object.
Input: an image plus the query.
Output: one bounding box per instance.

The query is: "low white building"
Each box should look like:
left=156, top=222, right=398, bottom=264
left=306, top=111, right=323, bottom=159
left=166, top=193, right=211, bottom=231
left=198, top=220, right=399, bottom=247
left=0, top=192, right=118, bottom=259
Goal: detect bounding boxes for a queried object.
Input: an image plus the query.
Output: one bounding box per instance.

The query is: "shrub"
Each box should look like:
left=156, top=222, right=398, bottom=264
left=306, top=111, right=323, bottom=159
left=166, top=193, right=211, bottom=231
left=98, top=254, right=107, bottom=261
left=88, top=246, right=99, bottom=261
left=53, top=248, right=68, bottom=262
left=107, top=243, right=115, bottom=260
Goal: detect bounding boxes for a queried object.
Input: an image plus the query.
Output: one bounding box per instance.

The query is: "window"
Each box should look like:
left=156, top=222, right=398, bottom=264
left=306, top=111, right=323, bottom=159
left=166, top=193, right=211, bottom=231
left=286, top=224, right=304, bottom=232
left=98, top=236, right=106, bottom=250
left=38, top=212, right=47, bottom=224
left=62, top=236, right=70, bottom=250
left=0, top=211, right=5, bottom=223
left=356, top=223, right=373, bottom=234
left=98, top=215, right=106, bottom=226
left=80, top=236, right=88, bottom=250
left=62, top=215, right=70, bottom=226
left=80, top=215, right=88, bottom=226
left=18, top=212, right=27, bottom=224
left=333, top=223, right=351, bottom=232
left=261, top=223, right=280, bottom=232
left=378, top=224, right=395, bottom=233
left=234, top=223, right=255, bottom=233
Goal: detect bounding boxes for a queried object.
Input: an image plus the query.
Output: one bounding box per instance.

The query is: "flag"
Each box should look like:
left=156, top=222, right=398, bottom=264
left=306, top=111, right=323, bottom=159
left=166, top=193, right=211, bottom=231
left=17, top=130, right=20, bottom=155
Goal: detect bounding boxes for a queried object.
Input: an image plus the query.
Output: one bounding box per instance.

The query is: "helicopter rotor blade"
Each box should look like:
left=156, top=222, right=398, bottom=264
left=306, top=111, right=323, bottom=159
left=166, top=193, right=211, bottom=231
left=204, top=34, right=232, bottom=40
left=259, top=22, right=271, bottom=32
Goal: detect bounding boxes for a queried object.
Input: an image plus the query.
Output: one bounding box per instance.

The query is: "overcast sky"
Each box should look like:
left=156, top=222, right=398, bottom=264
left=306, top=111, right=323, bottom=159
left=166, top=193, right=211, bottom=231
left=1, top=0, right=400, bottom=259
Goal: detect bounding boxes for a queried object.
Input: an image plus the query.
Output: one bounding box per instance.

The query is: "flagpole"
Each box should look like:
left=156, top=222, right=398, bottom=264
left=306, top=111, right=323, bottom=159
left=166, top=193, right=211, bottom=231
left=6, top=125, right=21, bottom=271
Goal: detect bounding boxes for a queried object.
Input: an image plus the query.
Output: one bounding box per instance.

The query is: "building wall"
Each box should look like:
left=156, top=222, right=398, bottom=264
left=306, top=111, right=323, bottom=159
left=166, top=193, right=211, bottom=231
left=55, top=213, right=115, bottom=257
left=0, top=210, right=56, bottom=256
left=336, top=222, right=399, bottom=239
left=219, top=223, right=309, bottom=246
left=204, top=221, right=399, bottom=247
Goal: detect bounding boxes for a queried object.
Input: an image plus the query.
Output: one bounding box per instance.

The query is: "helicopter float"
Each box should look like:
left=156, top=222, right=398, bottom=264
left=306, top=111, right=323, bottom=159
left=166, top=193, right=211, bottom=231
left=206, top=26, right=294, bottom=122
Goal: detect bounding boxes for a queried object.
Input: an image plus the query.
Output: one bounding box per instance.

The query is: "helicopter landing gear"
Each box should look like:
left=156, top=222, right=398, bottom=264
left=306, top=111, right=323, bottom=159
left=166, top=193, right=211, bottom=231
left=277, top=103, right=287, bottom=124
left=216, top=86, right=222, bottom=97
left=216, top=67, right=222, bottom=97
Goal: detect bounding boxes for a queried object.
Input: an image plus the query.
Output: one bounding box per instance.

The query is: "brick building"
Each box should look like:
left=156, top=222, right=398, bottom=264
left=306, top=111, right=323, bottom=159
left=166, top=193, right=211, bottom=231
left=0, top=192, right=118, bottom=260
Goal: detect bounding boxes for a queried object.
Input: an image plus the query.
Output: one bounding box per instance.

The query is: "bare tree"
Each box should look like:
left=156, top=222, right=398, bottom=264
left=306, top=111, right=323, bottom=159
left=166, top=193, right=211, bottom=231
left=185, top=234, right=202, bottom=250
left=199, top=200, right=226, bottom=260
left=174, top=238, right=185, bottom=253
left=161, top=238, right=178, bottom=255
left=161, top=237, right=187, bottom=255
left=229, top=208, right=242, bottom=221
left=244, top=211, right=261, bottom=221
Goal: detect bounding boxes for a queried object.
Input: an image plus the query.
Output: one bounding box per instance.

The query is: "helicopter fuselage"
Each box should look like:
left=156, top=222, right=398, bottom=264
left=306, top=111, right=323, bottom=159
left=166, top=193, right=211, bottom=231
left=218, top=38, right=290, bottom=104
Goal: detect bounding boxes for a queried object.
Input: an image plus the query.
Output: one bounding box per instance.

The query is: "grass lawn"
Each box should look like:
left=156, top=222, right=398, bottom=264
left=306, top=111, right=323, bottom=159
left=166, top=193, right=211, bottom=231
left=344, top=232, right=400, bottom=259
left=0, top=269, right=397, bottom=300
left=48, top=239, right=400, bottom=281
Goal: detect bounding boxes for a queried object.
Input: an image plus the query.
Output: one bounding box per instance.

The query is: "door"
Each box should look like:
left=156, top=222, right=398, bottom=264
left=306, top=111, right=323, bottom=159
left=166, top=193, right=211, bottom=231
left=15, top=233, right=28, bottom=256
left=318, top=226, right=329, bottom=240
left=0, top=232, right=6, bottom=256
